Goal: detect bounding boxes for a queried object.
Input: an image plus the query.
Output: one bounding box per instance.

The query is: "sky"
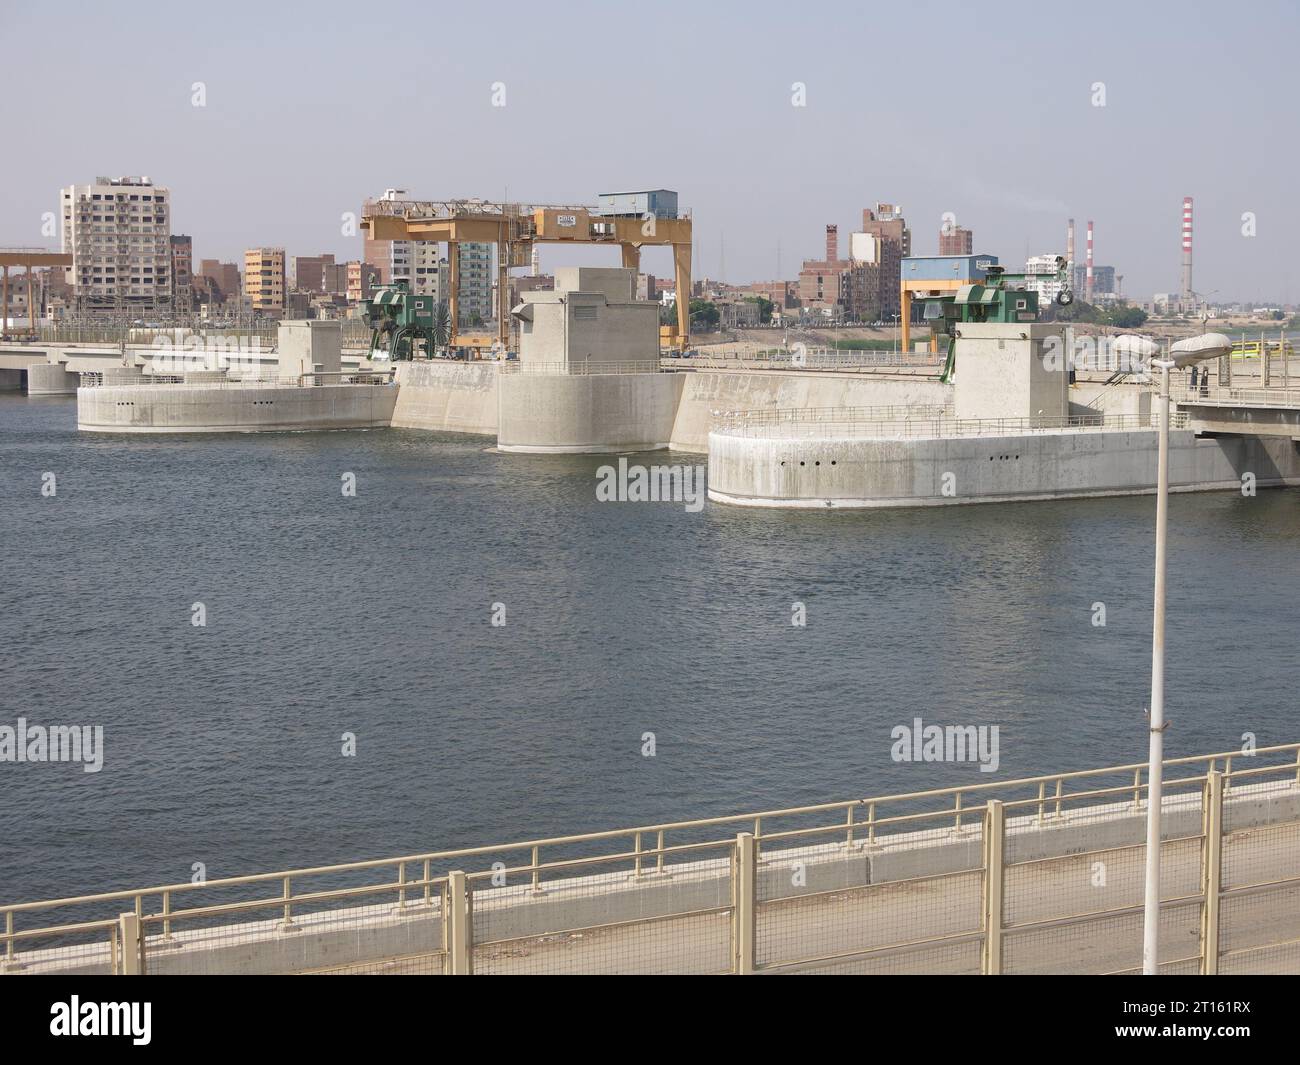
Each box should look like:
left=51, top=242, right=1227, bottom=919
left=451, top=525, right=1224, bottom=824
left=1, top=0, right=1297, bottom=303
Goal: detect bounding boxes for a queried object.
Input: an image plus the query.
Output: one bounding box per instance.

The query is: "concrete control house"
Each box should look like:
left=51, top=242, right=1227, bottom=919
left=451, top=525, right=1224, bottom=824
left=511, top=266, right=660, bottom=370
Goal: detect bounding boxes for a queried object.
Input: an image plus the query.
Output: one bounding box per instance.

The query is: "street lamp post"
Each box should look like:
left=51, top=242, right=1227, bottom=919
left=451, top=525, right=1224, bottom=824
left=1123, top=331, right=1234, bottom=974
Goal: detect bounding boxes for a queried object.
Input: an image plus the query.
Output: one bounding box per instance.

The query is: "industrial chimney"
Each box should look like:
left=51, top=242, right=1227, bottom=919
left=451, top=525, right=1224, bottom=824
left=826, top=225, right=839, bottom=263
left=1085, top=220, right=1094, bottom=304
left=1066, top=218, right=1076, bottom=278
left=1180, top=197, right=1193, bottom=303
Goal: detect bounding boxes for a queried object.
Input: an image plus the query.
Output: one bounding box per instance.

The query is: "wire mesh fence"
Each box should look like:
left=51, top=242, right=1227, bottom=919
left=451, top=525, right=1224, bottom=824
left=467, top=841, right=735, bottom=975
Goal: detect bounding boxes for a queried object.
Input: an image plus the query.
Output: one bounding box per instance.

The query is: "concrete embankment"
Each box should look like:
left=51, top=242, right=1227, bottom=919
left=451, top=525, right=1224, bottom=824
left=387, top=360, right=949, bottom=453
left=390, top=361, right=498, bottom=436
left=498, top=372, right=685, bottom=453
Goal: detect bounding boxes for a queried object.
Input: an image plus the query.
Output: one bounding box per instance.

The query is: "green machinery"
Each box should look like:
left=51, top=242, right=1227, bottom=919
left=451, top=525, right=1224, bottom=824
left=362, top=280, right=446, bottom=360
left=926, top=258, right=1072, bottom=382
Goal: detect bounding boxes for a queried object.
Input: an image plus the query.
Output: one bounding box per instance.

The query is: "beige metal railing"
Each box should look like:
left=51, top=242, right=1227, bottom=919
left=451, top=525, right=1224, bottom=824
left=496, top=360, right=665, bottom=375
left=1175, top=385, right=1300, bottom=409
left=77, top=370, right=396, bottom=389
left=4, top=742, right=1298, bottom=974
left=712, top=408, right=1186, bottom=438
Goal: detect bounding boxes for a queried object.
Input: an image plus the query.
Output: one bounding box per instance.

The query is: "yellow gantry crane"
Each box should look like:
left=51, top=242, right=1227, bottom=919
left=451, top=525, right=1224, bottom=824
left=0, top=249, right=72, bottom=337
left=360, top=196, right=693, bottom=353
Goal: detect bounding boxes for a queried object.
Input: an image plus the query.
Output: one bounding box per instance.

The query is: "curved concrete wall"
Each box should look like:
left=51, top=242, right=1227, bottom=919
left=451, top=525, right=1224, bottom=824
left=708, top=428, right=1300, bottom=508
left=77, top=383, right=398, bottom=433
left=391, top=361, right=498, bottom=435
left=498, top=372, right=684, bottom=453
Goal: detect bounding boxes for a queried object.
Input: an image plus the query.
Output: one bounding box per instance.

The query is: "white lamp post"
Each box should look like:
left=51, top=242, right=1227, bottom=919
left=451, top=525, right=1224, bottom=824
left=1116, top=331, right=1234, bottom=974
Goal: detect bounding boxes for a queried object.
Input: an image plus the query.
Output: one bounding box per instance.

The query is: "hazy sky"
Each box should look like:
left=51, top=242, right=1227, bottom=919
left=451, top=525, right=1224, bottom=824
left=2, top=0, right=1296, bottom=302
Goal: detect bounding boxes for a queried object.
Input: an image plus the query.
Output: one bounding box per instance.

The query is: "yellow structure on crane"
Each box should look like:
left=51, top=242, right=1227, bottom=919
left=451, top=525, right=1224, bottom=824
left=360, top=196, right=693, bottom=353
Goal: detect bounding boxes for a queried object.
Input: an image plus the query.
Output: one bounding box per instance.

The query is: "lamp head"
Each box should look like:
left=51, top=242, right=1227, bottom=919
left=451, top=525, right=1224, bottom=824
left=1167, top=332, right=1233, bottom=368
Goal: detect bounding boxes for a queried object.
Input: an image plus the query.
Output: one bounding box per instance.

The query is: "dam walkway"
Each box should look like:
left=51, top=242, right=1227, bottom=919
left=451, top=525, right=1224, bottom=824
left=3, top=743, right=1299, bottom=976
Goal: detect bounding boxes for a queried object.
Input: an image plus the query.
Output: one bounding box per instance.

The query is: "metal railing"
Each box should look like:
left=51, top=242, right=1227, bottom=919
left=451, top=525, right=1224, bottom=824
left=711, top=408, right=1187, bottom=439
left=712, top=404, right=949, bottom=428
left=1175, top=385, right=1300, bottom=409
left=33, top=321, right=374, bottom=349
left=669, top=346, right=940, bottom=371
left=497, top=360, right=665, bottom=375
left=3, top=742, right=1298, bottom=975
left=77, top=370, right=396, bottom=389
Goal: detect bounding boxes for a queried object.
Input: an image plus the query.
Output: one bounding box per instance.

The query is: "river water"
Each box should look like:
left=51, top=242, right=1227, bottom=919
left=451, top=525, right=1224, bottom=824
left=1, top=393, right=1297, bottom=902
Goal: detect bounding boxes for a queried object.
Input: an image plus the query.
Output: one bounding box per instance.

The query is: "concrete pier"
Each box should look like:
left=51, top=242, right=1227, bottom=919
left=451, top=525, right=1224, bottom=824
left=25, top=362, right=79, bottom=395
left=77, top=380, right=399, bottom=433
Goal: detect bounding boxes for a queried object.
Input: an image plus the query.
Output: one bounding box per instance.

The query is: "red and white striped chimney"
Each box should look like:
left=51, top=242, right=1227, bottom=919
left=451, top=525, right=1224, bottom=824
left=1180, top=197, right=1193, bottom=301
left=1085, top=220, right=1094, bottom=303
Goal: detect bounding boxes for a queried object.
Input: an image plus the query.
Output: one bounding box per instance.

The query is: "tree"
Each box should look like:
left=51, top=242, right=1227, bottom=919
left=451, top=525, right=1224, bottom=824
left=1106, top=305, right=1148, bottom=329
left=689, top=299, right=720, bottom=331
left=744, top=295, right=774, bottom=324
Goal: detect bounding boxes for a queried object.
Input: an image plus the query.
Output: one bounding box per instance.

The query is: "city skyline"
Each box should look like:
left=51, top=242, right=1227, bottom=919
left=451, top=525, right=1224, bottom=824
left=2, top=0, right=1297, bottom=304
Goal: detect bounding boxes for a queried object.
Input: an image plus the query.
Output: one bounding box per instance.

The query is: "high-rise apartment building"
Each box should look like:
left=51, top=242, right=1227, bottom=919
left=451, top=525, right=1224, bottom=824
left=1025, top=254, right=1068, bottom=306
left=244, top=248, right=286, bottom=317
left=61, top=176, right=173, bottom=314
left=458, top=242, right=493, bottom=325
left=364, top=236, right=449, bottom=301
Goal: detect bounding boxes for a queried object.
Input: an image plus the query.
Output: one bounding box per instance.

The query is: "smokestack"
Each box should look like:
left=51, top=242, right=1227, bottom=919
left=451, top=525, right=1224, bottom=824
left=826, top=224, right=838, bottom=263
left=1066, top=218, right=1076, bottom=275
left=1181, top=197, right=1194, bottom=302
left=1085, top=220, right=1094, bottom=303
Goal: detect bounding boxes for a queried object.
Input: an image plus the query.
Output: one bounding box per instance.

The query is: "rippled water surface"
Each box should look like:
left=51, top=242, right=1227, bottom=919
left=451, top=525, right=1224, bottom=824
left=2, top=393, right=1297, bottom=901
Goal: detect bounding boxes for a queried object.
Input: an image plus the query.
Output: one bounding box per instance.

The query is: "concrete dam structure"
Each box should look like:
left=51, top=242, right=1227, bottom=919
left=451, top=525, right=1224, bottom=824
left=74, top=321, right=397, bottom=434
left=12, top=265, right=1295, bottom=511
left=706, top=323, right=1300, bottom=508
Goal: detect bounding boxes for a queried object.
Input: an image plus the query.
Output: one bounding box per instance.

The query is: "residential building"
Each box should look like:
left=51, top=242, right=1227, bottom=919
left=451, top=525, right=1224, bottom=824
left=1025, top=254, right=1068, bottom=306
left=197, top=259, right=241, bottom=304
left=798, top=225, right=851, bottom=319
left=938, top=225, right=973, bottom=256
left=347, top=261, right=381, bottom=304
left=60, top=176, right=173, bottom=314
left=170, top=235, right=193, bottom=309
left=458, top=242, right=493, bottom=326
left=244, top=247, right=286, bottom=317
left=292, top=254, right=335, bottom=294
left=858, top=203, right=910, bottom=319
